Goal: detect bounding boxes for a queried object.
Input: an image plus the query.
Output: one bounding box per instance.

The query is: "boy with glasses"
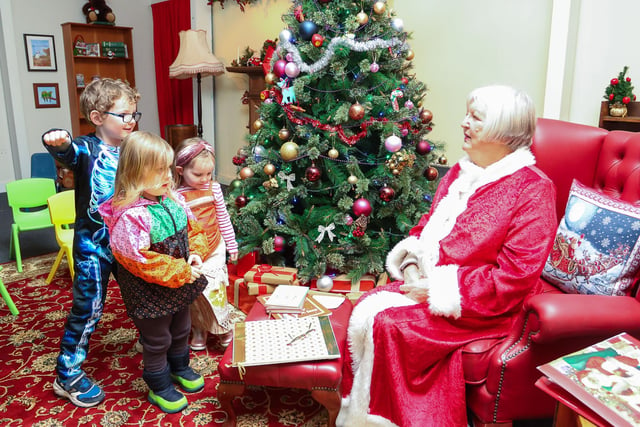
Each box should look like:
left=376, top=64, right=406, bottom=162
left=42, top=77, right=141, bottom=407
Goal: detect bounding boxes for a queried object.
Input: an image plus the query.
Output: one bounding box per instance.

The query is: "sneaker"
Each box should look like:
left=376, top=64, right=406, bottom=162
left=189, top=328, right=207, bottom=351
left=53, top=373, right=105, bottom=408
left=148, top=388, right=188, bottom=414
left=171, top=368, right=204, bottom=393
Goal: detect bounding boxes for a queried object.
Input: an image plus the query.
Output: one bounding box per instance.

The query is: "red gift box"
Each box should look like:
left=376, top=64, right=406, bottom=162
left=310, top=274, right=376, bottom=293
left=226, top=276, right=256, bottom=315
left=247, top=282, right=276, bottom=296
left=228, top=251, right=258, bottom=278
left=244, top=264, right=298, bottom=286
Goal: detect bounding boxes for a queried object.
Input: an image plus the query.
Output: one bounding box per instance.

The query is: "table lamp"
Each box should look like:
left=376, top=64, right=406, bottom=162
left=169, top=29, right=224, bottom=137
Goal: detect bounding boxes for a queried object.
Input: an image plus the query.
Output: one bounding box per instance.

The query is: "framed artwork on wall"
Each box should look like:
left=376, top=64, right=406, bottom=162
left=33, top=83, right=60, bottom=108
left=24, top=34, right=57, bottom=71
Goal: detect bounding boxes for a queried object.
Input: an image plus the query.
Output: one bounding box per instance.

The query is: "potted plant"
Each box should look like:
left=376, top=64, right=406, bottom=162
left=604, top=66, right=636, bottom=117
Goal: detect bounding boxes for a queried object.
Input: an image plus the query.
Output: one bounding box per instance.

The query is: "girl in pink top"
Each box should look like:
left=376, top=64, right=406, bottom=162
left=174, top=138, right=238, bottom=350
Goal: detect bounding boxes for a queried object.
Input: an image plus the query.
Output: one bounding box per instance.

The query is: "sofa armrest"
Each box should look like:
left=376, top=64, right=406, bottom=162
left=525, top=293, right=640, bottom=344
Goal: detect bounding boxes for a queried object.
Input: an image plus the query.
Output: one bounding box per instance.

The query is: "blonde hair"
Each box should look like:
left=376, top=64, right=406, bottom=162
left=113, top=131, right=176, bottom=208
left=79, top=78, right=140, bottom=124
left=174, top=137, right=215, bottom=187
left=467, top=85, right=536, bottom=149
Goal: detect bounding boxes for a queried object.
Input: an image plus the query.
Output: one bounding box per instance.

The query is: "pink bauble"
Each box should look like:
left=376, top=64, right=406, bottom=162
left=384, top=135, right=403, bottom=152
left=273, top=59, right=287, bottom=78
left=274, top=235, right=285, bottom=252
left=416, top=139, right=432, bottom=155
left=353, top=197, right=372, bottom=217
left=286, top=53, right=294, bottom=62
left=285, top=62, right=300, bottom=78
left=344, top=214, right=353, bottom=226
left=370, top=62, right=380, bottom=73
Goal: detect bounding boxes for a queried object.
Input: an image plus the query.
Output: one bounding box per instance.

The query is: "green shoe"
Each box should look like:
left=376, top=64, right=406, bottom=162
left=148, top=389, right=188, bottom=414
left=171, top=372, right=204, bottom=393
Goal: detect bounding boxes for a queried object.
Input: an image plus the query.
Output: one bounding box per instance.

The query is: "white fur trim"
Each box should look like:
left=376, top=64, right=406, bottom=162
left=385, top=236, right=421, bottom=280
left=339, top=291, right=416, bottom=426
left=425, top=264, right=462, bottom=318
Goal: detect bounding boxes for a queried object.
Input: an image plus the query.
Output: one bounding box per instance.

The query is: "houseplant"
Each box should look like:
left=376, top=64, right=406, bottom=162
left=603, top=66, right=636, bottom=117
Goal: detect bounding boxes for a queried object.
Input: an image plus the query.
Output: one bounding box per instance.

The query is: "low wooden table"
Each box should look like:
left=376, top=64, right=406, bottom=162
left=217, top=297, right=353, bottom=426
left=535, top=377, right=610, bottom=427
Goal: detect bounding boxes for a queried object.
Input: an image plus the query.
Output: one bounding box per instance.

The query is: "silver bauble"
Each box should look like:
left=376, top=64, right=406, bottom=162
left=316, top=275, right=334, bottom=292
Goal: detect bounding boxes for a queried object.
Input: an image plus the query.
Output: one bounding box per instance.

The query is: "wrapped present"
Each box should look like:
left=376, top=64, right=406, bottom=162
left=244, top=264, right=298, bottom=286
left=226, top=276, right=255, bottom=314
left=228, top=251, right=258, bottom=278
left=377, top=272, right=391, bottom=287
left=309, top=274, right=376, bottom=293
left=247, top=282, right=276, bottom=296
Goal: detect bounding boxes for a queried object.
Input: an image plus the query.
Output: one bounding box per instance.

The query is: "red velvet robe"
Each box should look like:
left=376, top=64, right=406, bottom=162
left=339, top=150, right=557, bottom=426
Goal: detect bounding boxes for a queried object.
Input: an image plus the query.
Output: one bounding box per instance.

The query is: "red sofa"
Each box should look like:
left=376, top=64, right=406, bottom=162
left=465, top=118, right=640, bottom=426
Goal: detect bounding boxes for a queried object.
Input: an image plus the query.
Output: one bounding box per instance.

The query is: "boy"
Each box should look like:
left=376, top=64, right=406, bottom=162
left=42, top=78, right=141, bottom=407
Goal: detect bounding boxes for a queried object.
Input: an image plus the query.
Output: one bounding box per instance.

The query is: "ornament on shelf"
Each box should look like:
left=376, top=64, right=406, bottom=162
left=239, top=167, right=254, bottom=180
left=299, top=20, right=318, bottom=41
left=349, top=102, right=365, bottom=120
left=253, top=119, right=264, bottom=131
left=384, top=134, right=403, bottom=152
left=424, top=166, right=438, bottom=181
left=379, top=185, right=395, bottom=202
left=416, top=139, right=433, bottom=155
left=316, top=275, right=334, bottom=291
left=306, top=164, right=322, bottom=182
left=311, top=34, right=324, bottom=47
left=263, top=163, right=276, bottom=176
left=278, top=128, right=291, bottom=141
left=327, top=148, right=339, bottom=159
left=273, top=235, right=285, bottom=252
left=420, top=109, right=433, bottom=124
left=235, top=195, right=248, bottom=208
left=356, top=10, right=369, bottom=25
left=353, top=197, right=372, bottom=217
left=280, top=141, right=299, bottom=161
left=373, top=1, right=386, bottom=14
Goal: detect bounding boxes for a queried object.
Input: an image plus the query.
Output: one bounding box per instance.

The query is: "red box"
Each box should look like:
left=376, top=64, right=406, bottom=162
left=244, top=264, right=298, bottom=286
left=226, top=276, right=256, bottom=314
left=309, top=274, right=376, bottom=293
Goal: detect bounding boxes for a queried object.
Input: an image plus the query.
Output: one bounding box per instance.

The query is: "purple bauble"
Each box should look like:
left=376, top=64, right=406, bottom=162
left=404, top=100, right=414, bottom=109
left=416, top=139, right=433, bottom=155
left=353, top=197, right=372, bottom=217
left=273, top=59, right=287, bottom=78
left=285, top=62, right=300, bottom=78
left=384, top=135, right=403, bottom=152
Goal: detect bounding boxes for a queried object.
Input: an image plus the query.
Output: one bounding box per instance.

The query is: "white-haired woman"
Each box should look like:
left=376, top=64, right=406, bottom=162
left=338, top=86, right=558, bottom=426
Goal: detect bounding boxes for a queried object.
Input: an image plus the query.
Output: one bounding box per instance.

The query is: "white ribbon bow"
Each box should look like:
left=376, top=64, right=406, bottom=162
left=278, top=171, right=296, bottom=190
left=316, top=223, right=336, bottom=243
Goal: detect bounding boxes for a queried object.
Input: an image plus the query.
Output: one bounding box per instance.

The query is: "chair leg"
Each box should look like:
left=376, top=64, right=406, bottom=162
left=0, top=268, right=18, bottom=315
left=311, top=388, right=341, bottom=427
left=66, top=248, right=75, bottom=279
left=46, top=249, right=64, bottom=284
left=217, top=382, right=245, bottom=426
left=11, top=225, right=22, bottom=273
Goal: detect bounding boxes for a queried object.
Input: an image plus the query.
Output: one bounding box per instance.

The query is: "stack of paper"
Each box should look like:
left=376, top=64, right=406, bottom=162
left=263, top=284, right=309, bottom=314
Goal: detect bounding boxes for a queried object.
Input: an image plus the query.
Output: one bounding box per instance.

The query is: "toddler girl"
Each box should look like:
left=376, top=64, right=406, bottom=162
left=99, top=131, right=208, bottom=413
left=174, top=138, right=238, bottom=351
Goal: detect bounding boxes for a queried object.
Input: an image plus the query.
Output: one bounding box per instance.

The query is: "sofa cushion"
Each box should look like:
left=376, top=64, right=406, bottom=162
left=541, top=179, right=640, bottom=296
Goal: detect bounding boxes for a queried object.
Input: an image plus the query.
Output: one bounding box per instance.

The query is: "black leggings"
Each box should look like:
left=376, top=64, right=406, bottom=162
left=132, top=307, right=191, bottom=372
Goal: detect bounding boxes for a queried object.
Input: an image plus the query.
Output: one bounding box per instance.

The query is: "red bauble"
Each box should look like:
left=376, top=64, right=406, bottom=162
left=627, top=77, right=632, bottom=82
left=349, top=102, right=365, bottom=120
left=273, top=59, right=287, bottom=78
left=306, top=165, right=322, bottom=182
left=609, top=93, right=615, bottom=101
left=611, top=78, right=619, bottom=85
left=424, top=166, right=439, bottom=181
left=353, top=197, right=372, bottom=217
left=416, top=139, right=432, bottom=155
left=235, top=195, right=248, bottom=208
left=401, top=77, right=409, bottom=85
left=623, top=96, right=631, bottom=104
left=420, top=109, right=433, bottom=124
left=311, top=33, right=324, bottom=47
left=379, top=186, right=395, bottom=202
left=274, top=235, right=285, bottom=252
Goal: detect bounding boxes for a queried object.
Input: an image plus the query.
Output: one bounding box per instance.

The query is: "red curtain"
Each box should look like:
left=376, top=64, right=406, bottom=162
left=151, top=0, right=194, bottom=138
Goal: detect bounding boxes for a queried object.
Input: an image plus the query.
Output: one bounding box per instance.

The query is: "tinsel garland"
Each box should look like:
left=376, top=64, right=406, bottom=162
left=280, top=36, right=409, bottom=75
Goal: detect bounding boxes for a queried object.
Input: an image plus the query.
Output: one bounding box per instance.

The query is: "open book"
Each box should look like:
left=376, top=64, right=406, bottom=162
left=257, top=294, right=331, bottom=319
left=263, top=284, right=309, bottom=314
left=538, top=332, right=640, bottom=427
left=232, top=315, right=340, bottom=367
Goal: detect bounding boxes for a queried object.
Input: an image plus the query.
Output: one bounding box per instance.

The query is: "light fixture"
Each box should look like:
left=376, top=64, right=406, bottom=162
left=169, top=29, right=224, bottom=137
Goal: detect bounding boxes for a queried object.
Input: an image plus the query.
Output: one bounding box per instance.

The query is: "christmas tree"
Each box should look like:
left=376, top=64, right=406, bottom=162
left=228, top=0, right=446, bottom=283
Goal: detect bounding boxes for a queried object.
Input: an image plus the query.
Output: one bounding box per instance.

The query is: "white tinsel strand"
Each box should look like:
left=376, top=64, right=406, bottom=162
left=280, top=36, right=409, bottom=75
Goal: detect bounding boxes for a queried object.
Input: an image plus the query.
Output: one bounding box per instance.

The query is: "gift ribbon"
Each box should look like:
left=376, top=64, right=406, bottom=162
left=251, top=264, right=287, bottom=283
left=278, top=171, right=296, bottom=190
left=316, top=223, right=336, bottom=243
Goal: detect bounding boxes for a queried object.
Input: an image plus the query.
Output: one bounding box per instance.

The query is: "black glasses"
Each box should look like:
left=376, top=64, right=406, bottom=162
left=104, top=111, right=142, bottom=123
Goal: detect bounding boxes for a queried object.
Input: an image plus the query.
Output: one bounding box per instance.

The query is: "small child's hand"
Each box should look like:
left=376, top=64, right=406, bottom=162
left=188, top=254, right=203, bottom=268
left=43, top=130, right=71, bottom=147
left=229, top=253, right=238, bottom=262
left=190, top=265, right=203, bottom=283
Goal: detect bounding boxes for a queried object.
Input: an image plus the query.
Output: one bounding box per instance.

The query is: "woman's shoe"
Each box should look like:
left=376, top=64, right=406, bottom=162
left=189, top=328, right=207, bottom=351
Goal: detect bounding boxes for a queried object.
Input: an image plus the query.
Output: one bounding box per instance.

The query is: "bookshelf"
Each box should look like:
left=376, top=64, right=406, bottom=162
left=226, top=66, right=265, bottom=134
left=599, top=101, right=640, bottom=132
left=61, top=22, right=136, bottom=137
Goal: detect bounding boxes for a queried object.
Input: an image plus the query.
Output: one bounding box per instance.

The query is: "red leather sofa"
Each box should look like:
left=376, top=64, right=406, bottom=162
left=464, top=118, right=640, bottom=426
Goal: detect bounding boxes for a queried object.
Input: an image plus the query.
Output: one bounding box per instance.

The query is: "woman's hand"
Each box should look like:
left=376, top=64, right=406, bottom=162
left=399, top=264, right=428, bottom=303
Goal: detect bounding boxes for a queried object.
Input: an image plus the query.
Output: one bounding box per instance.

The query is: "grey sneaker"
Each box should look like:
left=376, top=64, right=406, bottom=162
left=53, top=372, right=105, bottom=407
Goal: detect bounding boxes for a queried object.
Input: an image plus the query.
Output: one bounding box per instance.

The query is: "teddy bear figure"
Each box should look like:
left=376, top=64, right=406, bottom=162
left=82, top=0, right=116, bottom=24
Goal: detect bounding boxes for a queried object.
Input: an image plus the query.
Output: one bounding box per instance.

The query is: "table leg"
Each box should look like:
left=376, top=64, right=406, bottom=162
left=218, top=382, right=246, bottom=427
left=311, top=388, right=341, bottom=427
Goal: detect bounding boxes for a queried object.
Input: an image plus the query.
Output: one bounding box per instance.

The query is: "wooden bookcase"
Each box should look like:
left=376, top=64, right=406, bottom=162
left=226, top=66, right=265, bottom=134
left=599, top=101, right=640, bottom=132
left=61, top=22, right=135, bottom=137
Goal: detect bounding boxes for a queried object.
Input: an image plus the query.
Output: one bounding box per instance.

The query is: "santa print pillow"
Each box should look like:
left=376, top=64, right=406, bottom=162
left=542, top=179, right=640, bottom=296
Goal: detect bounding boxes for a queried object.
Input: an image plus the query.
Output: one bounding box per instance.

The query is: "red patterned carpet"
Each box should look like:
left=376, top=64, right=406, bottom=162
left=0, top=254, right=328, bottom=426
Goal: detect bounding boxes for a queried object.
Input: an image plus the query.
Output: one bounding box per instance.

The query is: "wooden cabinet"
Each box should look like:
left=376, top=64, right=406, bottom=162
left=226, top=66, right=265, bottom=134
left=61, top=22, right=135, bottom=137
left=599, top=101, right=640, bottom=132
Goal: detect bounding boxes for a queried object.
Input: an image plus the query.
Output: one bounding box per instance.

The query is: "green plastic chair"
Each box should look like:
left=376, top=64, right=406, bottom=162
left=6, top=178, right=57, bottom=272
left=0, top=266, right=18, bottom=315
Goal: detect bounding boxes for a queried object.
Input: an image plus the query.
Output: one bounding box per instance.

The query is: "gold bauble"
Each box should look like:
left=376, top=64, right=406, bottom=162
left=392, top=168, right=400, bottom=175
left=263, top=163, right=276, bottom=176
left=265, top=72, right=277, bottom=85
left=278, top=128, right=291, bottom=141
left=347, top=175, right=358, bottom=185
left=438, top=155, right=448, bottom=165
left=405, top=49, right=415, bottom=61
left=373, top=1, right=386, bottom=14
left=253, top=119, right=264, bottom=131
left=420, top=109, right=433, bottom=124
left=356, top=11, right=369, bottom=25
left=280, top=141, right=299, bottom=161
left=239, top=167, right=254, bottom=180
left=327, top=148, right=339, bottom=159
left=349, top=102, right=365, bottom=120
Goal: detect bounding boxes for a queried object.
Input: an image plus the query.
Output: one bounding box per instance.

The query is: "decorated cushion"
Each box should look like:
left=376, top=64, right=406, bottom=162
left=542, top=180, right=640, bottom=296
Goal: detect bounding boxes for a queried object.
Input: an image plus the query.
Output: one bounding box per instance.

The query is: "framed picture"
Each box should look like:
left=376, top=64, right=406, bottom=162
left=33, top=83, right=60, bottom=108
left=24, top=34, right=57, bottom=71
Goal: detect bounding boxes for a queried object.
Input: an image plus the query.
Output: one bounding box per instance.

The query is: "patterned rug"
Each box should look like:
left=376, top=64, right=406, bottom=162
left=0, top=253, right=328, bottom=426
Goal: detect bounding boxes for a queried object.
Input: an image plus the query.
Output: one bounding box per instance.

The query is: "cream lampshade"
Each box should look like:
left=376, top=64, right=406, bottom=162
left=169, top=29, right=224, bottom=137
